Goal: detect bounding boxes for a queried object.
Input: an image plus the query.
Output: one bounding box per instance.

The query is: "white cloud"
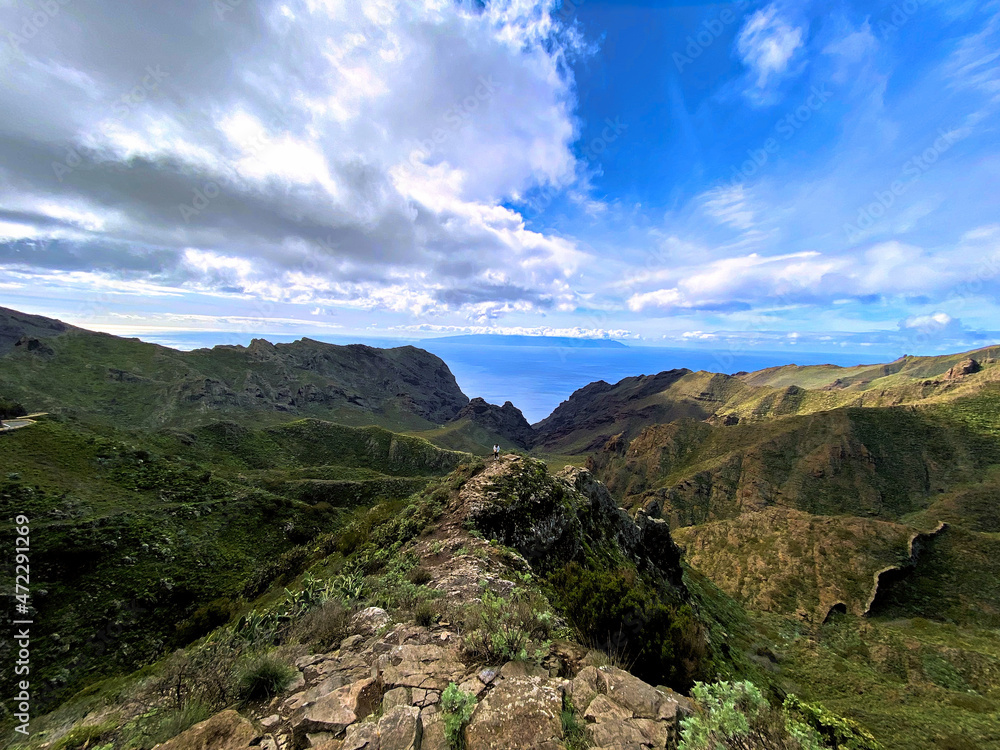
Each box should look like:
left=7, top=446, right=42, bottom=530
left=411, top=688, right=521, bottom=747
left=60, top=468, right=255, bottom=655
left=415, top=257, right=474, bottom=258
left=0, top=0, right=587, bottom=321
left=736, top=4, right=806, bottom=92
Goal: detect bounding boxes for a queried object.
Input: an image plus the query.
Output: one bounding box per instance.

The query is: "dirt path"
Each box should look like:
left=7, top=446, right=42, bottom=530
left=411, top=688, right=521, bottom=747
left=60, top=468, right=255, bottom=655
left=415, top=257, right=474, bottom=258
left=409, top=454, right=529, bottom=609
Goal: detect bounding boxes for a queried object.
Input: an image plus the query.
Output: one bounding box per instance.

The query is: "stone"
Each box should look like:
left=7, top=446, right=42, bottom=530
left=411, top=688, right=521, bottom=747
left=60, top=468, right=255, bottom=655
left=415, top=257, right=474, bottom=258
left=570, top=666, right=602, bottom=713
left=477, top=668, right=498, bottom=685
left=597, top=666, right=672, bottom=720
left=583, top=694, right=632, bottom=723
left=306, top=733, right=337, bottom=747
left=342, top=722, right=380, bottom=750
left=380, top=645, right=466, bottom=692
left=499, top=661, right=548, bottom=679
left=378, top=706, right=422, bottom=750
left=152, top=710, right=258, bottom=750
left=296, top=654, right=325, bottom=669
left=382, top=687, right=410, bottom=713
left=261, top=714, right=281, bottom=729
left=465, top=677, right=563, bottom=750
left=288, top=672, right=306, bottom=693
left=297, top=679, right=382, bottom=739
left=418, top=711, right=449, bottom=750
left=352, top=607, right=392, bottom=636
left=588, top=718, right=667, bottom=749
left=341, top=635, right=365, bottom=651
left=259, top=736, right=278, bottom=750
left=945, top=358, right=981, bottom=379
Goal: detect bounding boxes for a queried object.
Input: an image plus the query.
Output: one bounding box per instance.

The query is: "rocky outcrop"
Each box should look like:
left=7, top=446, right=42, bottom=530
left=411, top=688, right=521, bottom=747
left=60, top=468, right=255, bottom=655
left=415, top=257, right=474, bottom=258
left=152, top=710, right=258, bottom=750
left=944, top=358, right=981, bottom=379
left=228, top=620, right=689, bottom=750
left=0, top=305, right=76, bottom=355
left=453, top=397, right=535, bottom=447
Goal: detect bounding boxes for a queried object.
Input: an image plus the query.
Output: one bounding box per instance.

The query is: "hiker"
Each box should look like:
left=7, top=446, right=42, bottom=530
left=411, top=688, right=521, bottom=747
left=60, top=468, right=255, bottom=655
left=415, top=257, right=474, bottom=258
left=493, top=444, right=500, bottom=462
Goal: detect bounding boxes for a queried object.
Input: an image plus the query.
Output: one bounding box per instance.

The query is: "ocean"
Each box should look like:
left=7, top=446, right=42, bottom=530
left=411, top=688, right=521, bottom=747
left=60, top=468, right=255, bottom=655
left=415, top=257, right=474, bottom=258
left=134, top=331, right=883, bottom=424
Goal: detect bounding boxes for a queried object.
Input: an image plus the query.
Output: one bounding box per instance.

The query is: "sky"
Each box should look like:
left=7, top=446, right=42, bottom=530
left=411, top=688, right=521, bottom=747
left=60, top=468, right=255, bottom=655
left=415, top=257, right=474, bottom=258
left=0, top=0, right=998, bottom=358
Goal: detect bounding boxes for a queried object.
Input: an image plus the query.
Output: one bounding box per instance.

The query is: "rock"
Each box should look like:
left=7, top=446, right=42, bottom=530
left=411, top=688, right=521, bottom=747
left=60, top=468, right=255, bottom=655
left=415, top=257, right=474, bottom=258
left=596, top=666, right=670, bottom=719
left=152, top=710, right=258, bottom=750
left=418, top=711, right=449, bottom=750
left=584, top=694, right=632, bottom=723
left=296, top=679, right=382, bottom=740
left=411, top=688, right=440, bottom=707
left=342, top=722, right=379, bottom=750
left=570, top=666, right=602, bottom=713
left=378, top=706, right=422, bottom=750
left=452, top=398, right=535, bottom=448
left=261, top=714, right=281, bottom=729
left=945, top=358, right=981, bottom=379
left=296, top=654, right=325, bottom=669
left=306, top=733, right=337, bottom=747
left=381, top=644, right=466, bottom=692
left=352, top=608, right=391, bottom=636
left=477, top=669, right=498, bottom=685
left=465, top=677, right=563, bottom=750
left=288, top=671, right=306, bottom=693
left=341, top=634, right=365, bottom=651
left=588, top=718, right=666, bottom=749
left=499, top=661, right=548, bottom=679
left=382, top=687, right=410, bottom=713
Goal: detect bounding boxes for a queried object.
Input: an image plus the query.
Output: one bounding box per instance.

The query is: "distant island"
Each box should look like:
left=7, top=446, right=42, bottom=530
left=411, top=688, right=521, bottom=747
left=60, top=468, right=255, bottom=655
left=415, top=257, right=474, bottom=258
left=427, top=334, right=628, bottom=348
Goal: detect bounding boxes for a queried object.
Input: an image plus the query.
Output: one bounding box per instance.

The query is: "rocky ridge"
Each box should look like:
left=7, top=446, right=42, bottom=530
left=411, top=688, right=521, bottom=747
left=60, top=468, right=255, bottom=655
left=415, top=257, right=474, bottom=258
left=145, top=455, right=694, bottom=750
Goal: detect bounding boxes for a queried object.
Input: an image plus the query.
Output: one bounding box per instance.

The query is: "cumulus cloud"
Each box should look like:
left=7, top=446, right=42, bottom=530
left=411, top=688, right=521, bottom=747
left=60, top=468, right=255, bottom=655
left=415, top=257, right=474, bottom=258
left=0, top=0, right=587, bottom=319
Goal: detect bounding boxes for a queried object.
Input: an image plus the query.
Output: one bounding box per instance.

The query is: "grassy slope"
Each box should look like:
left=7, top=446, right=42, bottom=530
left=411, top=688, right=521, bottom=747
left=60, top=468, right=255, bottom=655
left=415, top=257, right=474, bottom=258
left=0, top=417, right=467, bottom=713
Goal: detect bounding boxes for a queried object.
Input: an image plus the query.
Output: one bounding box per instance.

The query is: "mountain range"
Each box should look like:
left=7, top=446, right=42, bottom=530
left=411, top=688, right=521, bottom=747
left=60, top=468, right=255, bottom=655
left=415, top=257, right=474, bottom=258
left=3, top=306, right=1000, bottom=750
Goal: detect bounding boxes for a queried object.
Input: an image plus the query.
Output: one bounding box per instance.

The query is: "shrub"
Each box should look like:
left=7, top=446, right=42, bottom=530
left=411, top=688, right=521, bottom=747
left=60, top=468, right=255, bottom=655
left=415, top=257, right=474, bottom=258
left=407, top=565, right=433, bottom=585
left=415, top=599, right=436, bottom=627
left=462, top=589, right=553, bottom=664
left=236, top=654, right=296, bottom=702
left=441, top=682, right=477, bottom=750
left=291, top=599, right=355, bottom=650
left=679, top=681, right=833, bottom=750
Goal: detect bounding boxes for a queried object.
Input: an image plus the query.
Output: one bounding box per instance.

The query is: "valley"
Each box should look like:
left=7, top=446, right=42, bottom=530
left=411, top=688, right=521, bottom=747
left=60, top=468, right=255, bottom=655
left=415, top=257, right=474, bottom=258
left=2, top=307, right=1000, bottom=749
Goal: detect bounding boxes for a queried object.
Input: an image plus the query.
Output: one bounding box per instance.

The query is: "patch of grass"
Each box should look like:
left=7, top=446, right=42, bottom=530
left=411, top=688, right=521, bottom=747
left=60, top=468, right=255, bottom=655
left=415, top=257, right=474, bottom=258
left=561, top=694, right=589, bottom=750
left=235, top=654, right=296, bottom=703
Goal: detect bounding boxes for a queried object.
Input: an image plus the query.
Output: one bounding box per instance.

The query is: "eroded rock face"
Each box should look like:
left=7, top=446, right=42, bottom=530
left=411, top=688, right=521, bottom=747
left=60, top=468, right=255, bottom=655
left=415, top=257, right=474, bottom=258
left=945, top=358, right=981, bottom=379
left=465, top=676, right=564, bottom=750
left=152, top=709, right=258, bottom=750
left=352, top=607, right=392, bottom=636
left=453, top=397, right=535, bottom=448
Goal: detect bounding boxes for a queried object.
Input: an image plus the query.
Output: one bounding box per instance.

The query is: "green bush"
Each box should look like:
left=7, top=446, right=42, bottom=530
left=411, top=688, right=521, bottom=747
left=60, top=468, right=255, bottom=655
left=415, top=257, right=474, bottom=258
left=415, top=599, right=436, bottom=627
left=462, top=589, right=553, bottom=664
left=783, top=695, right=884, bottom=750
left=679, top=681, right=829, bottom=750
left=291, top=599, right=355, bottom=650
left=441, top=682, right=477, bottom=750
left=235, top=655, right=296, bottom=702
left=550, top=561, right=708, bottom=691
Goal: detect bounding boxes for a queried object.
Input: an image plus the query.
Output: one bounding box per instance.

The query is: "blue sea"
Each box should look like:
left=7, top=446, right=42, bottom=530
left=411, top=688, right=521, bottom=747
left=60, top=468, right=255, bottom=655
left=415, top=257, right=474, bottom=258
left=137, top=331, right=884, bottom=424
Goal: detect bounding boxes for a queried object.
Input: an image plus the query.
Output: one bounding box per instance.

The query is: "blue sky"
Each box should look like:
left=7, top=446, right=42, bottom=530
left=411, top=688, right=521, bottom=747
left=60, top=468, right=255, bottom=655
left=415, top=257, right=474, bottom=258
left=0, top=0, right=998, bottom=357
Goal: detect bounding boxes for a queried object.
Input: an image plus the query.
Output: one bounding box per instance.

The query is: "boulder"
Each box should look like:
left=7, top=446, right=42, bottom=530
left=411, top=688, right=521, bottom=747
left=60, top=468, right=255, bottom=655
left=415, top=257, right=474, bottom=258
left=297, top=678, right=382, bottom=739
left=945, top=358, right=981, bottom=379
left=152, top=710, right=257, bottom=750
left=378, top=706, right=422, bottom=750
left=352, top=608, right=391, bottom=636
left=342, top=722, right=379, bottom=750
left=465, top=677, right=564, bottom=750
